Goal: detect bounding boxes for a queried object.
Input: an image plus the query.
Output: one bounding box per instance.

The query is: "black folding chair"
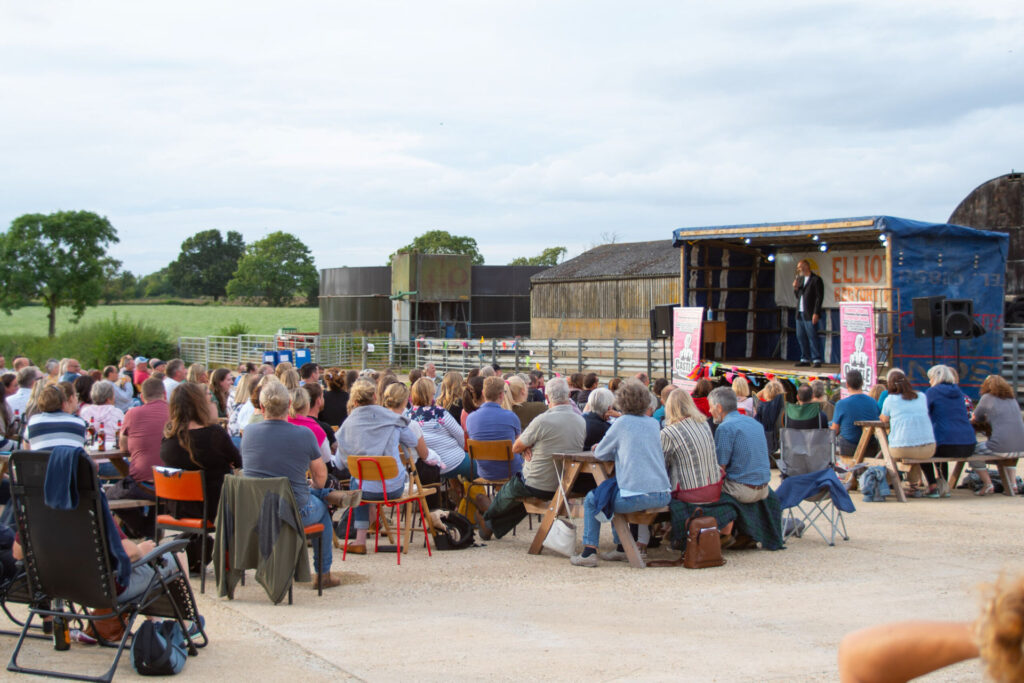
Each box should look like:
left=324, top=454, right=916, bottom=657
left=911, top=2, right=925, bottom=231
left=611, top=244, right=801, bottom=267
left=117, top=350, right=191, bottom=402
left=6, top=449, right=207, bottom=683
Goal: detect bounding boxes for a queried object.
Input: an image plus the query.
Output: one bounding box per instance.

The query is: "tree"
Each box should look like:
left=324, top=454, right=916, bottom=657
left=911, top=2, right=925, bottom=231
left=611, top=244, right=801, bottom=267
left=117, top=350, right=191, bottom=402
left=0, top=211, right=119, bottom=337
left=510, top=246, right=567, bottom=267
left=226, top=231, right=318, bottom=307
left=139, top=266, right=174, bottom=298
left=101, top=263, right=139, bottom=304
left=390, top=230, right=484, bottom=265
left=168, top=229, right=245, bottom=300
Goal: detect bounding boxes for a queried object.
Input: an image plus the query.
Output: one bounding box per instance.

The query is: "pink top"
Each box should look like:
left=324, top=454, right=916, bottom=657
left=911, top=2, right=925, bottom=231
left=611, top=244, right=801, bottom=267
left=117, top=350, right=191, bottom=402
left=288, top=414, right=326, bottom=446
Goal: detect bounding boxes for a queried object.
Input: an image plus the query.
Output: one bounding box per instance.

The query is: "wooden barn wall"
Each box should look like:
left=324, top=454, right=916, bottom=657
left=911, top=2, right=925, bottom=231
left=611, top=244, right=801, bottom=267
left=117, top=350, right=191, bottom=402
left=531, top=276, right=679, bottom=339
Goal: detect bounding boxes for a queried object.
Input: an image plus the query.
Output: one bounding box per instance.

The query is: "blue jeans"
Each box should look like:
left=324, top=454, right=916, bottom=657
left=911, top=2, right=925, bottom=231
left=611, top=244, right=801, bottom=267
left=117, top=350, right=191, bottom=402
left=441, top=454, right=475, bottom=480
left=582, top=490, right=671, bottom=548
left=340, top=485, right=405, bottom=531
left=795, top=315, right=822, bottom=363
left=299, top=494, right=333, bottom=574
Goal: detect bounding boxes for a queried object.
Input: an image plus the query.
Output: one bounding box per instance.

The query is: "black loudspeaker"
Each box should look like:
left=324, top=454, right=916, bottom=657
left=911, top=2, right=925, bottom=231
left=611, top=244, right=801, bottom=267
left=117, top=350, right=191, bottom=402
left=650, top=304, right=678, bottom=340
left=942, top=299, right=974, bottom=339
left=912, top=296, right=945, bottom=338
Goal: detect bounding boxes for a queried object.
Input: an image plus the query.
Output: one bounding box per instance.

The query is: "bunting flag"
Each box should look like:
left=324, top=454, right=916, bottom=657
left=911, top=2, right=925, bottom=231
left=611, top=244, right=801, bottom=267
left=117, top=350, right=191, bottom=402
left=695, top=361, right=840, bottom=388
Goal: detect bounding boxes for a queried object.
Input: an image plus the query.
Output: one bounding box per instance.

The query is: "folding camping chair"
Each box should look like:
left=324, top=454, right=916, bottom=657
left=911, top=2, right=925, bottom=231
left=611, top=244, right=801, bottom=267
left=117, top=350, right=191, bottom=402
left=6, top=449, right=206, bottom=683
left=775, top=406, right=852, bottom=546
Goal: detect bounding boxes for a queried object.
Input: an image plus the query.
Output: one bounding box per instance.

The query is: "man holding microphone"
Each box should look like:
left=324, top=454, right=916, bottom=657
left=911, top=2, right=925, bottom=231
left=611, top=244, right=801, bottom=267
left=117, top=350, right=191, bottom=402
left=793, top=259, right=824, bottom=368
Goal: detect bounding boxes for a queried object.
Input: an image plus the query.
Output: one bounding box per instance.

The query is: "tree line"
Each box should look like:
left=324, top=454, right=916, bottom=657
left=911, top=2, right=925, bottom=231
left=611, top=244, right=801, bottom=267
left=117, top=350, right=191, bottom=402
left=0, top=211, right=568, bottom=337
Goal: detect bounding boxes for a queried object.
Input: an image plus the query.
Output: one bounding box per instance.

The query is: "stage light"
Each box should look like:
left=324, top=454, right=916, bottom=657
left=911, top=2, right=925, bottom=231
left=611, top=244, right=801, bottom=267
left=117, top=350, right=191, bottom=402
left=767, top=253, right=776, bottom=262
left=878, top=233, right=887, bottom=242
left=818, top=243, right=829, bottom=252
left=743, top=237, right=751, bottom=245
left=812, top=234, right=820, bottom=241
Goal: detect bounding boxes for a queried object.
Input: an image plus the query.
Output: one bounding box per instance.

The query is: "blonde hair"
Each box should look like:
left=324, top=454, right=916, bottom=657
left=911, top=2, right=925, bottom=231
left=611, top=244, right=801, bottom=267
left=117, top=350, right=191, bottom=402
left=280, top=368, right=300, bottom=391
left=731, top=377, right=751, bottom=398
left=976, top=573, right=1024, bottom=682
left=347, top=379, right=376, bottom=413
left=289, top=387, right=310, bottom=415
left=274, top=361, right=294, bottom=378
left=664, top=389, right=706, bottom=425
left=501, top=376, right=527, bottom=410
left=758, top=379, right=785, bottom=401
left=410, top=377, right=436, bottom=407
left=436, top=371, right=463, bottom=410
left=186, top=363, right=207, bottom=384
left=260, top=381, right=291, bottom=419
left=234, top=374, right=255, bottom=407
left=382, top=382, right=409, bottom=410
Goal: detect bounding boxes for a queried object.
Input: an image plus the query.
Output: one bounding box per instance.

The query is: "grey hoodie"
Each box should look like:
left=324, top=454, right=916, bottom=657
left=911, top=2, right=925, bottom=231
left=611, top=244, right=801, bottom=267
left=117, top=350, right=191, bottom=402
left=334, top=405, right=416, bottom=493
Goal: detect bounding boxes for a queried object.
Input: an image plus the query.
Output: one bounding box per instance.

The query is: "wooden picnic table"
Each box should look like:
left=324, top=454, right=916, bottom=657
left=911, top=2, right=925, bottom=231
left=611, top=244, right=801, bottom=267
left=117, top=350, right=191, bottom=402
left=88, top=449, right=131, bottom=478
left=528, top=452, right=612, bottom=556
left=851, top=421, right=1016, bottom=502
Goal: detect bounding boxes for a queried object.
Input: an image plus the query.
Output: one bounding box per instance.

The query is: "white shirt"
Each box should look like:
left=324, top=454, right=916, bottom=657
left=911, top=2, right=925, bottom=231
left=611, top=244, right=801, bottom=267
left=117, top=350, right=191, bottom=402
left=163, top=377, right=181, bottom=400
left=6, top=387, right=31, bottom=418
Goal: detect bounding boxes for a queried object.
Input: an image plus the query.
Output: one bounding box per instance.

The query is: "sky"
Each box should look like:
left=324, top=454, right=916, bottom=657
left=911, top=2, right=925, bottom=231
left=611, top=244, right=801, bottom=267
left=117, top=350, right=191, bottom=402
left=0, top=1, right=1021, bottom=276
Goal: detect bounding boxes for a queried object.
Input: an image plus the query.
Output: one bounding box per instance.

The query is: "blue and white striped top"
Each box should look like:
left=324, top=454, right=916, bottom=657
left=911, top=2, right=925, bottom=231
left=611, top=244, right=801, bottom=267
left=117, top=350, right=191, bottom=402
left=24, top=412, right=87, bottom=451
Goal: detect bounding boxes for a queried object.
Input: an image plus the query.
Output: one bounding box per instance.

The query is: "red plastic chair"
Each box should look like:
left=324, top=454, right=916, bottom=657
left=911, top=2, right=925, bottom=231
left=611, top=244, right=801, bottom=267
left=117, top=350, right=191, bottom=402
left=153, top=466, right=214, bottom=593
left=343, top=455, right=432, bottom=565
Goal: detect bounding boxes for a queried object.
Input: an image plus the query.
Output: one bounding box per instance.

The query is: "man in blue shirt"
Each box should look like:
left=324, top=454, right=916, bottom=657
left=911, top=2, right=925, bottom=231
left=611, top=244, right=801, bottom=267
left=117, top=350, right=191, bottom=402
left=466, top=376, right=523, bottom=537
left=709, top=387, right=771, bottom=503
left=831, top=369, right=880, bottom=457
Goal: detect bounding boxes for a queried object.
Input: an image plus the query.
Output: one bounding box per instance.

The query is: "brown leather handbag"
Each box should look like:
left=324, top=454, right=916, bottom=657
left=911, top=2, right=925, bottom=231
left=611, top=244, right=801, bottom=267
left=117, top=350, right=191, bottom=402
left=683, top=508, right=726, bottom=569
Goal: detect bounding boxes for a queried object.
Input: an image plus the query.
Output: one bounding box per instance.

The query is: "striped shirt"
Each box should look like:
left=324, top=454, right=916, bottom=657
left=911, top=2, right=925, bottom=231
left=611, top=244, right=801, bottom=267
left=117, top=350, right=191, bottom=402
left=660, top=418, right=720, bottom=491
left=24, top=411, right=88, bottom=451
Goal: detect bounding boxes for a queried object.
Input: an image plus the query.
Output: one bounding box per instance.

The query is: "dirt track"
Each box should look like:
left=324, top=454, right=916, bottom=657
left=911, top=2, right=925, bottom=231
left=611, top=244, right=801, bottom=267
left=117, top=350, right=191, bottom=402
left=10, top=477, right=1022, bottom=681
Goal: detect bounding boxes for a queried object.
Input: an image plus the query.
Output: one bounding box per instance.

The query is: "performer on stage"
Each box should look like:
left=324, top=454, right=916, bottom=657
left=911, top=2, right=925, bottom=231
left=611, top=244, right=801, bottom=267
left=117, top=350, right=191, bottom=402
left=793, top=259, right=824, bottom=368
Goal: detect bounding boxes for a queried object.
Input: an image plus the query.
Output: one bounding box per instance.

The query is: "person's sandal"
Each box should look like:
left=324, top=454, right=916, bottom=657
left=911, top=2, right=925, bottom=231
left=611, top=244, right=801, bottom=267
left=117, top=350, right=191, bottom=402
left=975, top=484, right=995, bottom=496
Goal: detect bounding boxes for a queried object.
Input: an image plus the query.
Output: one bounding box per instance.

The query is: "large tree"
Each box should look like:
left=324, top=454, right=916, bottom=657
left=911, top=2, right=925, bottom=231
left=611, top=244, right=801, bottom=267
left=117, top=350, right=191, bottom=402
left=168, top=229, right=245, bottom=300
left=226, top=231, right=317, bottom=307
left=390, top=229, right=484, bottom=265
left=0, top=211, right=119, bottom=336
left=510, top=246, right=567, bottom=266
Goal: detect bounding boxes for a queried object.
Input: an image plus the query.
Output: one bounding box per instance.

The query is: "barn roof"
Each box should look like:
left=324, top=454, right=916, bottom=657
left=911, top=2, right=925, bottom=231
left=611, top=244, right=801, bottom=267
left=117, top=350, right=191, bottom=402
left=530, top=240, right=678, bottom=283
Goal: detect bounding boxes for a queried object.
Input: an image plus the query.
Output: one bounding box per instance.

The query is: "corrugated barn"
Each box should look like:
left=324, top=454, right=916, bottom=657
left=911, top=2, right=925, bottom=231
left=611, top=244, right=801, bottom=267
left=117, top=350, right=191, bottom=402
left=530, top=240, right=680, bottom=339
left=319, top=267, right=393, bottom=334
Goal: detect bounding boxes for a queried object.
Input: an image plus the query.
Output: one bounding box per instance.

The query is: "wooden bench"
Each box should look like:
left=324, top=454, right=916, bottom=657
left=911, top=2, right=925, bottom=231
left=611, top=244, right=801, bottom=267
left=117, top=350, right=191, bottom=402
left=107, top=498, right=152, bottom=511
left=611, top=506, right=670, bottom=568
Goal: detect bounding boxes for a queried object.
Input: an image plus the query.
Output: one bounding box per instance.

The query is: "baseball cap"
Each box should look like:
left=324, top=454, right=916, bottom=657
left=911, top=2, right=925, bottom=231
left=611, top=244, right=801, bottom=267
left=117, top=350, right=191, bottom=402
left=135, top=356, right=149, bottom=364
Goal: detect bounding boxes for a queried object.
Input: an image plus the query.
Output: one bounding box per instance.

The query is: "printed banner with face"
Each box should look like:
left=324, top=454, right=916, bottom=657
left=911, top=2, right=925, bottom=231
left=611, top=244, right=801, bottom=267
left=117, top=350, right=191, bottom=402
left=672, top=307, right=704, bottom=391
left=839, top=302, right=876, bottom=397
left=775, top=250, right=889, bottom=310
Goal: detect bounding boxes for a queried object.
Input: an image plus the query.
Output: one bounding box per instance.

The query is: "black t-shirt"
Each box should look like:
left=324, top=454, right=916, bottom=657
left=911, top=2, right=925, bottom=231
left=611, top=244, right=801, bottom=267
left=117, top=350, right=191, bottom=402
left=583, top=412, right=611, bottom=450
left=319, top=390, right=348, bottom=427
left=160, top=425, right=242, bottom=518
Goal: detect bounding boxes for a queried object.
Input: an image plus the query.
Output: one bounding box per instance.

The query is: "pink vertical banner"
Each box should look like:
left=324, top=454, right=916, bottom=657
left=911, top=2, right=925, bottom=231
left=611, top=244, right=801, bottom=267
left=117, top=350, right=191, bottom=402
left=672, top=307, right=705, bottom=391
left=839, top=302, right=876, bottom=398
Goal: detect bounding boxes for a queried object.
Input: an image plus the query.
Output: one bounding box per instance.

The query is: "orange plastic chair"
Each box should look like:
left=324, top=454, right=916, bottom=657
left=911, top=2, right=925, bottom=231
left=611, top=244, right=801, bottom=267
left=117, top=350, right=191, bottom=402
left=153, top=466, right=214, bottom=593
left=343, top=455, right=432, bottom=565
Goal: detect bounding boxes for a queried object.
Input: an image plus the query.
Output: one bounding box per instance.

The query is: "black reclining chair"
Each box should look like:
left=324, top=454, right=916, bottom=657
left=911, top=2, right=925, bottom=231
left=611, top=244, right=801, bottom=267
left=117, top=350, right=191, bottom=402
left=6, top=449, right=207, bottom=683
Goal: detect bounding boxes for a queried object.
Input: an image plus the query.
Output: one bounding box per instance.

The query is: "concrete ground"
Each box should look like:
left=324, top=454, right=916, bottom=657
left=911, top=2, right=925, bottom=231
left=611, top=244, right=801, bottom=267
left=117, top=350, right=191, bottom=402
left=6, top=476, right=1021, bottom=682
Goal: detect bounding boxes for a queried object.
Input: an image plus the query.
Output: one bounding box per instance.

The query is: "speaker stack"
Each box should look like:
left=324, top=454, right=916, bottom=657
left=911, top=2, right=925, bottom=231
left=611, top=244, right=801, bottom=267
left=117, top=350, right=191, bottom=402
left=941, top=299, right=974, bottom=339
left=912, top=296, right=945, bottom=339
left=650, top=304, right=678, bottom=340
left=912, top=296, right=983, bottom=370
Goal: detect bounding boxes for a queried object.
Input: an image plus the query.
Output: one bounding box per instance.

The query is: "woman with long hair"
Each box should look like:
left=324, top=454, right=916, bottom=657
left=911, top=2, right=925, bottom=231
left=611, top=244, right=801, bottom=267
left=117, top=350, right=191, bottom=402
left=226, top=373, right=255, bottom=438
left=186, top=363, right=209, bottom=385
left=971, top=375, right=1024, bottom=495
left=208, top=368, right=232, bottom=419
left=435, top=370, right=464, bottom=424
left=459, top=375, right=486, bottom=434
left=504, top=375, right=546, bottom=430
left=160, top=382, right=241, bottom=570
left=409, top=377, right=472, bottom=480
left=319, top=367, right=349, bottom=427
left=288, top=386, right=331, bottom=462
left=661, top=389, right=720, bottom=497
left=690, top=379, right=714, bottom=418
left=880, top=373, right=936, bottom=495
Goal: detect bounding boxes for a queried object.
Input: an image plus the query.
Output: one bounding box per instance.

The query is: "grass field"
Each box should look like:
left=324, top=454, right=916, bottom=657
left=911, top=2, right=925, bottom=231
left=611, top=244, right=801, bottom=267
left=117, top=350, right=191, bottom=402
left=1, top=304, right=319, bottom=338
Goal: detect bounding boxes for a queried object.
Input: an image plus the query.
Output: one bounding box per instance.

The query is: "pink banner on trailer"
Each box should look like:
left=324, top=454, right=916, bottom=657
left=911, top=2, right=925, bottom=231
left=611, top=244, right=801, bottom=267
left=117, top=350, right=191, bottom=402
left=839, top=302, right=876, bottom=397
left=672, top=307, right=705, bottom=391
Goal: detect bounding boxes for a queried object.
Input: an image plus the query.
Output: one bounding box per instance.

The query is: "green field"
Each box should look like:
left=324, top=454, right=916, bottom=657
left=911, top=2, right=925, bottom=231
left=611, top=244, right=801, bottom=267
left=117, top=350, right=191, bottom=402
left=0, top=305, right=319, bottom=338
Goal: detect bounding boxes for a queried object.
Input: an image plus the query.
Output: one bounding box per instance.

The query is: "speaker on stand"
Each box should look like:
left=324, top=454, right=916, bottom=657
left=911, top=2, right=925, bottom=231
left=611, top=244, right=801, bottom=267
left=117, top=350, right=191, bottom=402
left=912, top=296, right=945, bottom=366
left=650, top=304, right=678, bottom=380
left=942, top=299, right=978, bottom=374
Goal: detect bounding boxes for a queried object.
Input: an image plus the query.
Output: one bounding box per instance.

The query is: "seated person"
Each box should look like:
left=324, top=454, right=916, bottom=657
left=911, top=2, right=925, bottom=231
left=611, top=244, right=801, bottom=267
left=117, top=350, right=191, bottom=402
left=466, top=376, right=523, bottom=480
left=732, top=377, right=755, bottom=416
left=810, top=380, right=834, bottom=421
left=830, top=369, right=880, bottom=457
left=407, top=378, right=472, bottom=481
left=582, top=388, right=616, bottom=450
left=690, top=379, right=714, bottom=419
left=79, top=380, right=126, bottom=449
left=660, top=389, right=720, bottom=497
left=786, top=384, right=829, bottom=429
left=971, top=374, right=1024, bottom=495
left=24, top=384, right=86, bottom=450
left=243, top=379, right=348, bottom=590
left=570, top=379, right=671, bottom=567
left=504, top=376, right=546, bottom=430
left=652, top=384, right=675, bottom=425
left=479, top=378, right=584, bottom=540
left=334, top=380, right=428, bottom=555
left=709, top=386, right=774, bottom=547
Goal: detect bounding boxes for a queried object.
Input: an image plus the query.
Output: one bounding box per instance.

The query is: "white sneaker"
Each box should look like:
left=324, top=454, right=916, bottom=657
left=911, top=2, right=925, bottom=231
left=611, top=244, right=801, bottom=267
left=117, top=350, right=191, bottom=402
left=599, top=550, right=628, bottom=562
left=569, top=553, right=598, bottom=567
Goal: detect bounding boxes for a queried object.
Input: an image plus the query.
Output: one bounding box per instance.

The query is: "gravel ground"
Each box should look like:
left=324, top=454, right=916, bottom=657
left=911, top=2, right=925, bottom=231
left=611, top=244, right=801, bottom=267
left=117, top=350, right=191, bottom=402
left=7, top=476, right=1022, bottom=682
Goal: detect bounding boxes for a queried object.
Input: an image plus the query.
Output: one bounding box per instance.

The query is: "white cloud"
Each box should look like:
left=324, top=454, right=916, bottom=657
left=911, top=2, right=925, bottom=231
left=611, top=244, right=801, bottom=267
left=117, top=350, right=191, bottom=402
left=0, top=1, right=1021, bottom=273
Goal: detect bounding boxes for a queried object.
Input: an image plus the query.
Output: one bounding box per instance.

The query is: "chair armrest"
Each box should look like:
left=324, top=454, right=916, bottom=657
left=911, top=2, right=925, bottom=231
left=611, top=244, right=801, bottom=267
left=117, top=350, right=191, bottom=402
left=132, top=538, right=189, bottom=569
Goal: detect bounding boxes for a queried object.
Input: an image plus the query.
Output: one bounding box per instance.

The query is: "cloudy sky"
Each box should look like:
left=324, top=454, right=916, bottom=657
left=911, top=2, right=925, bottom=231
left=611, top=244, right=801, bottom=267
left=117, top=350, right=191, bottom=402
left=0, top=1, right=1021, bottom=276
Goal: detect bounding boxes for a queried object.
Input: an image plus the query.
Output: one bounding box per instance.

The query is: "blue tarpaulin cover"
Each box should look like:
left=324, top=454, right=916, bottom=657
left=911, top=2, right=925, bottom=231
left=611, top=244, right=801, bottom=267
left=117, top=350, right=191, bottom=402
left=671, top=216, right=1008, bottom=398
